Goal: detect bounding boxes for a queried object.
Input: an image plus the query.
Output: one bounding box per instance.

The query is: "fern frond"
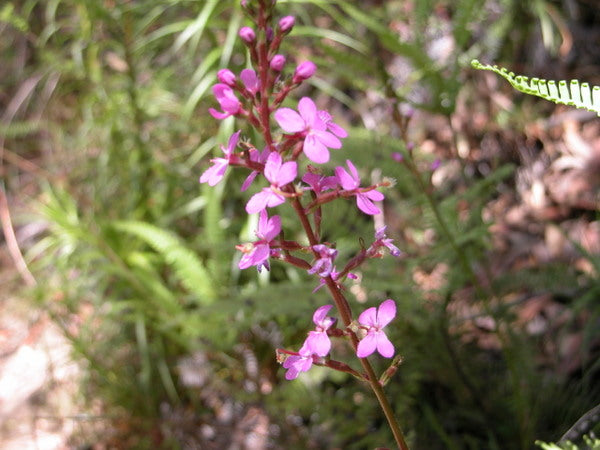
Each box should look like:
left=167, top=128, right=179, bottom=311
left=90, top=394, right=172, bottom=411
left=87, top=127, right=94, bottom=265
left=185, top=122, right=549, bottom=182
left=471, top=60, right=600, bottom=116
left=112, top=221, right=216, bottom=305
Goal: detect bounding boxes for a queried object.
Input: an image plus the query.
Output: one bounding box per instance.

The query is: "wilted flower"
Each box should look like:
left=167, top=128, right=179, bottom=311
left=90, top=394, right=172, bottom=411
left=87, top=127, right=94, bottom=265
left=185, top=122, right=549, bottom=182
left=369, top=226, right=401, bottom=257
left=308, top=244, right=338, bottom=277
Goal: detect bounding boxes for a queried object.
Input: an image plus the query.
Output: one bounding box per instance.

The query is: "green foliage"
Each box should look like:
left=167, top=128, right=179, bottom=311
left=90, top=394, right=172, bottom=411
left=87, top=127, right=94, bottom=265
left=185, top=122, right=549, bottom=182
left=536, top=435, right=600, bottom=450
left=471, top=60, right=600, bottom=115
left=112, top=220, right=216, bottom=304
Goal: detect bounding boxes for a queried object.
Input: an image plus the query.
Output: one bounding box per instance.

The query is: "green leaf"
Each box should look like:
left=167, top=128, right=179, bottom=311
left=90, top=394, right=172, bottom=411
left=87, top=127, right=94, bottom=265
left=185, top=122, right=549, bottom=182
left=113, top=220, right=216, bottom=304
left=471, top=60, right=600, bottom=116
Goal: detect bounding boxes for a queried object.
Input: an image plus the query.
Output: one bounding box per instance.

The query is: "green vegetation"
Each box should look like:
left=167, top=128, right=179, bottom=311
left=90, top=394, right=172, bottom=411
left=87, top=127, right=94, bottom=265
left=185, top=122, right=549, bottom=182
left=2, top=0, right=598, bottom=448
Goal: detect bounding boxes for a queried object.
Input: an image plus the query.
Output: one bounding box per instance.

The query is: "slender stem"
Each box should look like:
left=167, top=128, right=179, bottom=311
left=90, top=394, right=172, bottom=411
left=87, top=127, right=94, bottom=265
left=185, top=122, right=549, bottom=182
left=292, top=196, right=409, bottom=450
left=256, top=7, right=273, bottom=147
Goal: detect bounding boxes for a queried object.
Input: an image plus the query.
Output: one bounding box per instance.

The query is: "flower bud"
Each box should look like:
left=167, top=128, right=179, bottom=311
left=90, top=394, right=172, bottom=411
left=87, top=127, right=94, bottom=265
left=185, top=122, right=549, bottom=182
left=278, top=15, right=295, bottom=33
left=292, top=60, right=316, bottom=83
left=239, top=26, right=256, bottom=44
left=217, top=69, right=236, bottom=87
left=270, top=54, right=286, bottom=72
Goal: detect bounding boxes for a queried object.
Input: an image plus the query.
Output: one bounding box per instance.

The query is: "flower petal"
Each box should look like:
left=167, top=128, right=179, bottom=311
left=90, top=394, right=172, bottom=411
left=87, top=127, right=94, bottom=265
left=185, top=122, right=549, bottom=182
left=356, top=332, right=377, bottom=358
left=240, top=69, right=259, bottom=93
left=375, top=331, right=395, bottom=358
left=265, top=190, right=285, bottom=208
left=226, top=130, right=241, bottom=154
left=199, top=159, right=228, bottom=186
left=303, top=135, right=329, bottom=164
left=306, top=331, right=331, bottom=356
left=241, top=171, right=258, bottom=192
left=246, top=190, right=270, bottom=214
left=328, top=122, right=348, bottom=138
left=261, top=214, right=281, bottom=241
left=276, top=161, right=298, bottom=186
left=313, top=304, right=333, bottom=325
left=358, top=306, right=377, bottom=327
left=356, top=193, right=381, bottom=215
left=298, top=97, right=317, bottom=125
left=264, top=152, right=282, bottom=184
left=257, top=210, right=268, bottom=237
left=336, top=170, right=356, bottom=192
left=345, top=160, right=360, bottom=182
left=314, top=130, right=342, bottom=149
left=377, top=299, right=397, bottom=327
left=274, top=108, right=305, bottom=133
left=285, top=366, right=300, bottom=380
left=366, top=189, right=385, bottom=201
left=208, top=108, right=230, bottom=120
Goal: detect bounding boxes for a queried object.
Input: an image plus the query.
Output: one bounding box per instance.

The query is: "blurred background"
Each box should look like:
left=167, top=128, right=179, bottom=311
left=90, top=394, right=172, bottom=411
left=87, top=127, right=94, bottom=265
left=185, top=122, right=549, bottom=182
left=0, top=0, right=598, bottom=448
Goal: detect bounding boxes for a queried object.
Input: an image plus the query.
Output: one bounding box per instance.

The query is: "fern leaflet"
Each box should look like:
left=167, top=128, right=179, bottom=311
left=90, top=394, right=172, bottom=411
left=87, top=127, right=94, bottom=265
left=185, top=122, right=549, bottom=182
left=113, top=221, right=216, bottom=304
left=471, top=60, right=600, bottom=116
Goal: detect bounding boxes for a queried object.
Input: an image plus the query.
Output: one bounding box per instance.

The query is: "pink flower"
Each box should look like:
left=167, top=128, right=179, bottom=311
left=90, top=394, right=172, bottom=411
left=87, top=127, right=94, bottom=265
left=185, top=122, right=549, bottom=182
left=356, top=299, right=396, bottom=358
left=282, top=344, right=314, bottom=380
left=274, top=97, right=343, bottom=164
left=238, top=210, right=281, bottom=271
left=335, top=159, right=384, bottom=215
left=199, top=130, right=241, bottom=186
left=246, top=152, right=297, bottom=213
left=308, top=244, right=337, bottom=277
left=304, top=305, right=335, bottom=356
left=208, top=84, right=242, bottom=120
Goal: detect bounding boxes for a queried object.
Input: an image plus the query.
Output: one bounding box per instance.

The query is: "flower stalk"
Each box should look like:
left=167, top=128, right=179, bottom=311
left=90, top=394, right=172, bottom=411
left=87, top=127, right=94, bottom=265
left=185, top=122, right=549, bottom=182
left=200, top=1, right=410, bottom=448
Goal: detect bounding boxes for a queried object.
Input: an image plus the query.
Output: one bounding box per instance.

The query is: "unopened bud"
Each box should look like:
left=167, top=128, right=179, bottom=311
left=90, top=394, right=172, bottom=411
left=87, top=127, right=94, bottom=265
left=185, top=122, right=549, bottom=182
left=278, top=15, right=295, bottom=33
left=270, top=54, right=286, bottom=72
left=217, top=69, right=236, bottom=87
left=239, top=26, right=256, bottom=44
left=293, top=60, right=316, bottom=83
